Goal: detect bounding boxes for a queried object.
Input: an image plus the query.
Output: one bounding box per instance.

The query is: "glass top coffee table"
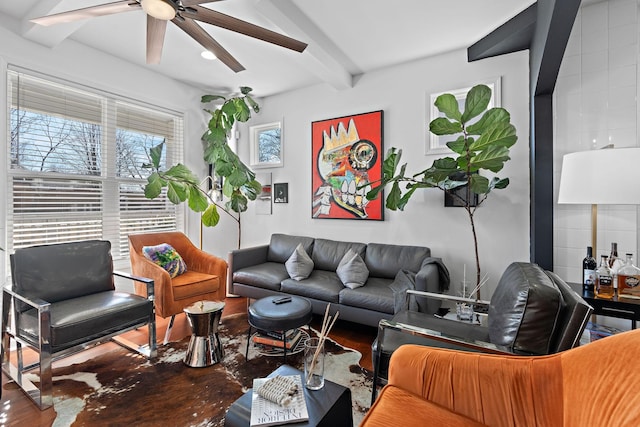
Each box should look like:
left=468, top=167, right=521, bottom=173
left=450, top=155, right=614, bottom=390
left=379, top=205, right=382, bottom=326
left=224, top=364, right=353, bottom=427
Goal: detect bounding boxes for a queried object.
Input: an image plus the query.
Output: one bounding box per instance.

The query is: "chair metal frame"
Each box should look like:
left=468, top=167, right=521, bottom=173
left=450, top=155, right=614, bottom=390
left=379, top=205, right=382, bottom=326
left=1, top=271, right=157, bottom=410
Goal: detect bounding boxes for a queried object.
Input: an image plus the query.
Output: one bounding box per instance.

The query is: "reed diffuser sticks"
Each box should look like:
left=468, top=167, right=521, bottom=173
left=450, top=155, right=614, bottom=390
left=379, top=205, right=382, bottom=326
left=306, top=304, right=339, bottom=386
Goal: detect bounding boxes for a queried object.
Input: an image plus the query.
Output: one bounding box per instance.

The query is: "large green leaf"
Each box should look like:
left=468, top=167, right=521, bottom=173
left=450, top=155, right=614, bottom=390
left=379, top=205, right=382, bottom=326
left=245, top=95, right=260, bottom=113
left=167, top=180, right=187, bottom=204
left=434, top=93, right=462, bottom=121
left=446, top=135, right=468, bottom=155
left=166, top=164, right=199, bottom=184
left=229, top=192, right=248, bottom=212
left=188, top=186, right=209, bottom=212
left=429, top=117, right=462, bottom=136
left=469, top=122, right=517, bottom=151
left=470, top=174, right=490, bottom=194
left=385, top=181, right=402, bottom=210
left=469, top=145, right=511, bottom=172
left=461, top=85, right=491, bottom=123
left=466, top=108, right=510, bottom=135
left=382, top=148, right=403, bottom=179
left=145, top=172, right=163, bottom=199
left=491, top=177, right=510, bottom=190
left=201, top=94, right=226, bottom=103
left=228, top=168, right=249, bottom=187
left=202, top=204, right=220, bottom=227
left=233, top=98, right=251, bottom=122
left=149, top=143, right=164, bottom=168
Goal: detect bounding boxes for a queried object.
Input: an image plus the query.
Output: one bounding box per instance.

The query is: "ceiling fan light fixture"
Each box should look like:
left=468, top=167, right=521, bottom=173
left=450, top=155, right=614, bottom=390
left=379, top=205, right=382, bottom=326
left=201, top=50, right=217, bottom=60
left=141, top=0, right=176, bottom=21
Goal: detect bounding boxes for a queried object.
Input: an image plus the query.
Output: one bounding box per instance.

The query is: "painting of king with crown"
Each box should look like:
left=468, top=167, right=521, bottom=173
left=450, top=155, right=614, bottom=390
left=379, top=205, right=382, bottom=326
left=311, top=110, right=384, bottom=220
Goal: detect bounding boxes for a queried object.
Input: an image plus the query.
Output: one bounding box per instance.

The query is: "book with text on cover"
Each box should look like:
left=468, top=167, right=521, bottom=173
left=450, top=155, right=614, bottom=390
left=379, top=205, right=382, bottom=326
left=250, top=375, right=309, bottom=427
left=252, top=329, right=303, bottom=349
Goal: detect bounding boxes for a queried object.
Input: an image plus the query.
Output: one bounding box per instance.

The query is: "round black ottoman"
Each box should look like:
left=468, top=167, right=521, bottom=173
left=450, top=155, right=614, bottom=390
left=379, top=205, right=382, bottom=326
left=245, top=295, right=313, bottom=362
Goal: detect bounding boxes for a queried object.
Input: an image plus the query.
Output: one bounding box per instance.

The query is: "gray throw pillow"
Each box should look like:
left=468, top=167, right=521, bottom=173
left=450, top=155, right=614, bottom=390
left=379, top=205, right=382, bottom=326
left=285, top=243, right=314, bottom=281
left=336, top=249, right=369, bottom=289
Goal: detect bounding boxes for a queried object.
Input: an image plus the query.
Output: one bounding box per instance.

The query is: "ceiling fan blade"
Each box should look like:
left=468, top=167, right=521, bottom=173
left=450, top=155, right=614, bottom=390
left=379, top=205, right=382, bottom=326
left=30, top=0, right=140, bottom=26
left=171, top=18, right=245, bottom=73
left=147, top=15, right=167, bottom=64
left=181, top=0, right=224, bottom=5
left=183, top=6, right=307, bottom=53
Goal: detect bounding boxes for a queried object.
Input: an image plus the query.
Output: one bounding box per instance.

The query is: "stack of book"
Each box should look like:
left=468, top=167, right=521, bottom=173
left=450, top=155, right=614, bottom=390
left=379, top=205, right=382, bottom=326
left=252, top=329, right=303, bottom=351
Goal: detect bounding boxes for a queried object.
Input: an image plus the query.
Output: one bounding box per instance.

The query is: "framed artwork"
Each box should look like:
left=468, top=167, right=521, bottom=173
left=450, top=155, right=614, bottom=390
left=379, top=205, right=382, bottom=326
left=250, top=121, right=283, bottom=168
left=311, top=110, right=384, bottom=220
left=425, top=77, right=501, bottom=155
left=273, top=183, right=288, bottom=203
left=255, top=172, right=272, bottom=215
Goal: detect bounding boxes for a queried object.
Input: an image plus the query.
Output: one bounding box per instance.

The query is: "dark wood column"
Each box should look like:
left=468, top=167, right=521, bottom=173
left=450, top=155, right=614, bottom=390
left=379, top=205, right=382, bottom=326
left=468, top=0, right=581, bottom=270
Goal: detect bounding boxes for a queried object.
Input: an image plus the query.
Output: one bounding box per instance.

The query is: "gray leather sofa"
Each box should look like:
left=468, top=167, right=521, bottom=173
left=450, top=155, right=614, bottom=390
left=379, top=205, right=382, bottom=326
left=229, top=234, right=450, bottom=327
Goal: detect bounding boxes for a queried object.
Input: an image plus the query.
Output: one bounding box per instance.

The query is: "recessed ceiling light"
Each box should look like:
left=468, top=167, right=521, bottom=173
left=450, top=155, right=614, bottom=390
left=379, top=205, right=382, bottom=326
left=201, top=51, right=217, bottom=60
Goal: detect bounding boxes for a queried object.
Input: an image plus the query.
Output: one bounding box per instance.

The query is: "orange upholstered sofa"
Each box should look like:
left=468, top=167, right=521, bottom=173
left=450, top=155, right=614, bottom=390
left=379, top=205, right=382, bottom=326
left=361, top=330, right=640, bottom=427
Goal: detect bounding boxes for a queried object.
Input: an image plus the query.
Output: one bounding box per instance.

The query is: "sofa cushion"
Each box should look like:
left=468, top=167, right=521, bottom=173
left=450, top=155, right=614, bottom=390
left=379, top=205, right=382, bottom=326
left=267, top=234, right=315, bottom=263
left=280, top=270, right=343, bottom=302
left=339, top=277, right=394, bottom=313
left=488, top=262, right=566, bottom=355
left=365, top=243, right=431, bottom=279
left=233, top=262, right=289, bottom=291
left=311, top=238, right=366, bottom=271
left=142, top=243, right=187, bottom=278
left=285, top=243, right=315, bottom=281
left=336, top=249, right=369, bottom=289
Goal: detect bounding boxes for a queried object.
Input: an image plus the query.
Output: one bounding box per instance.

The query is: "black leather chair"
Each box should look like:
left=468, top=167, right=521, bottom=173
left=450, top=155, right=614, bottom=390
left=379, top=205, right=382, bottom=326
left=1, top=240, right=157, bottom=409
left=371, top=262, right=593, bottom=403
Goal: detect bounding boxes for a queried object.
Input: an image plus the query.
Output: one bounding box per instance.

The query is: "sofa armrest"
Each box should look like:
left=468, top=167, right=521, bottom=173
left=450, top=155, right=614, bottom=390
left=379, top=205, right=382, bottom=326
left=229, top=245, right=269, bottom=273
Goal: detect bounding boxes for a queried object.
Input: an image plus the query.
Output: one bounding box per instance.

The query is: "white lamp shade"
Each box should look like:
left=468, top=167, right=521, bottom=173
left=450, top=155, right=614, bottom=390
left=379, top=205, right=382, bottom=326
left=558, top=147, right=640, bottom=205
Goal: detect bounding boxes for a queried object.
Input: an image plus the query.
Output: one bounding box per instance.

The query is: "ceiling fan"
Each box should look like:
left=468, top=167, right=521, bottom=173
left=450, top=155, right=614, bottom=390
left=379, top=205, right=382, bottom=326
left=30, top=0, right=308, bottom=73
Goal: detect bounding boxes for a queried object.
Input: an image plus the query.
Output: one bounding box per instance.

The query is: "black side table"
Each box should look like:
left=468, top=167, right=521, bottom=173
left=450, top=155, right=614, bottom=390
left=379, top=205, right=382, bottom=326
left=224, top=364, right=353, bottom=427
left=569, top=283, right=640, bottom=329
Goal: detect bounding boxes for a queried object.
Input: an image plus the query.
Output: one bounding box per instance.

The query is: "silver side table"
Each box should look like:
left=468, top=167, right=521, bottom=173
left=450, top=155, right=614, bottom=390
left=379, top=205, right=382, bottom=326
left=183, top=300, right=226, bottom=367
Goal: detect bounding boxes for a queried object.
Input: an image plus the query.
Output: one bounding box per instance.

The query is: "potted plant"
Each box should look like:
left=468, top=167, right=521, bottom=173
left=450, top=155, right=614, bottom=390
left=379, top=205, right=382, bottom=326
left=144, top=87, right=262, bottom=248
left=366, top=84, right=517, bottom=298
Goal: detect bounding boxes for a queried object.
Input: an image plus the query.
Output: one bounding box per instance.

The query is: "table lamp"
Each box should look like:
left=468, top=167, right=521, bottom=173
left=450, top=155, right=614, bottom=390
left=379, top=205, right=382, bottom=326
left=557, top=147, right=640, bottom=254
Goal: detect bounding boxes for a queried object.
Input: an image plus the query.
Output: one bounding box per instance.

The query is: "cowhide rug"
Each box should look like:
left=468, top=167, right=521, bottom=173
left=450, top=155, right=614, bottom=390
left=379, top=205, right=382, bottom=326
left=37, top=313, right=372, bottom=426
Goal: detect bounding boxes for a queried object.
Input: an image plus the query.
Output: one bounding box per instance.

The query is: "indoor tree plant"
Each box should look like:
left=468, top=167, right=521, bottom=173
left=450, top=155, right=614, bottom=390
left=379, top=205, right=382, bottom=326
left=366, top=84, right=517, bottom=299
left=144, top=86, right=262, bottom=248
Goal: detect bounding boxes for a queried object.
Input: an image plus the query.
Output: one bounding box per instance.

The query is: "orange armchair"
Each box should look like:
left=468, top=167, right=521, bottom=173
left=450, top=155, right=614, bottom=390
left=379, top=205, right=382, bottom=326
left=362, top=330, right=640, bottom=427
left=128, top=231, right=227, bottom=343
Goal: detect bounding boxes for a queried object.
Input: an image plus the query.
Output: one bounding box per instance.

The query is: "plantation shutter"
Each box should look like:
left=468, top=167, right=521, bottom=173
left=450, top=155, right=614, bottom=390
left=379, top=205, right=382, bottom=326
left=7, top=67, right=184, bottom=259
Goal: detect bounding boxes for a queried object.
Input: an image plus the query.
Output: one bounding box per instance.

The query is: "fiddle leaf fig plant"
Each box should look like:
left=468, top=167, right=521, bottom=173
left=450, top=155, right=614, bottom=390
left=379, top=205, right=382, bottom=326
left=144, top=87, right=262, bottom=248
left=366, top=84, right=517, bottom=298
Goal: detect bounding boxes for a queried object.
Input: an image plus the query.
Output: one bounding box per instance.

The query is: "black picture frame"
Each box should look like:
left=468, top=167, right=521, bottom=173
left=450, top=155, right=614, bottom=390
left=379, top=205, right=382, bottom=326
left=274, top=183, right=288, bottom=203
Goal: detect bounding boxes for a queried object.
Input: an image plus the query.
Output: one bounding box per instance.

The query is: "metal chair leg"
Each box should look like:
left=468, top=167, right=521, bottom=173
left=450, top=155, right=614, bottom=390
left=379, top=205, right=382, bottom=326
left=163, top=315, right=175, bottom=345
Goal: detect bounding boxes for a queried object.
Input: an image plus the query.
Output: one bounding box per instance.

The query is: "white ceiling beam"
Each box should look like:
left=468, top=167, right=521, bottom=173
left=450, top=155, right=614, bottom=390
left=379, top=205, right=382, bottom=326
left=255, top=0, right=353, bottom=91
left=21, top=0, right=102, bottom=48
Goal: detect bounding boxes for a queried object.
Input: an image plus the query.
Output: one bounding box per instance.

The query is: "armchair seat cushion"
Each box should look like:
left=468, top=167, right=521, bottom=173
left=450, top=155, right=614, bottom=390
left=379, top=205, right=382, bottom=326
left=363, top=385, right=486, bottom=427
left=171, top=271, right=220, bottom=300
left=18, top=291, right=153, bottom=352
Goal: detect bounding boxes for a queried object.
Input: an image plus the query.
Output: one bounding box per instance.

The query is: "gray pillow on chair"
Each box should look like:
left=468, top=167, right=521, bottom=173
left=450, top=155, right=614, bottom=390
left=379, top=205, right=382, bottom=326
left=285, top=243, right=314, bottom=281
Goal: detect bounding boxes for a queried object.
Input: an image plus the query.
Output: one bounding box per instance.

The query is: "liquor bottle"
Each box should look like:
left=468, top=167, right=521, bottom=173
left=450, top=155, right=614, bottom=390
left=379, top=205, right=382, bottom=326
left=609, top=242, right=624, bottom=288
left=582, top=246, right=597, bottom=293
left=617, top=253, right=640, bottom=298
left=596, top=255, right=614, bottom=299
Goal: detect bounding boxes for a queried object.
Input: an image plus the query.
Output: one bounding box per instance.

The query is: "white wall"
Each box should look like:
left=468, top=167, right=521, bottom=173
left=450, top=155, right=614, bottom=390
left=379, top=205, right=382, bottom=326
left=554, top=0, right=640, bottom=283
left=208, top=48, right=531, bottom=298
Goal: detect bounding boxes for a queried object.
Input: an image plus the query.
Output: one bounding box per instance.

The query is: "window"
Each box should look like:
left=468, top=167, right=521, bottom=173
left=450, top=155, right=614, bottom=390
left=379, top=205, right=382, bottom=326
left=7, top=68, right=184, bottom=259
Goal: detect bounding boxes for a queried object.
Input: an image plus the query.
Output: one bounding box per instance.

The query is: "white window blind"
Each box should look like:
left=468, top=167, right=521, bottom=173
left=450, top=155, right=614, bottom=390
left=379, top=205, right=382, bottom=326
left=7, top=68, right=184, bottom=259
